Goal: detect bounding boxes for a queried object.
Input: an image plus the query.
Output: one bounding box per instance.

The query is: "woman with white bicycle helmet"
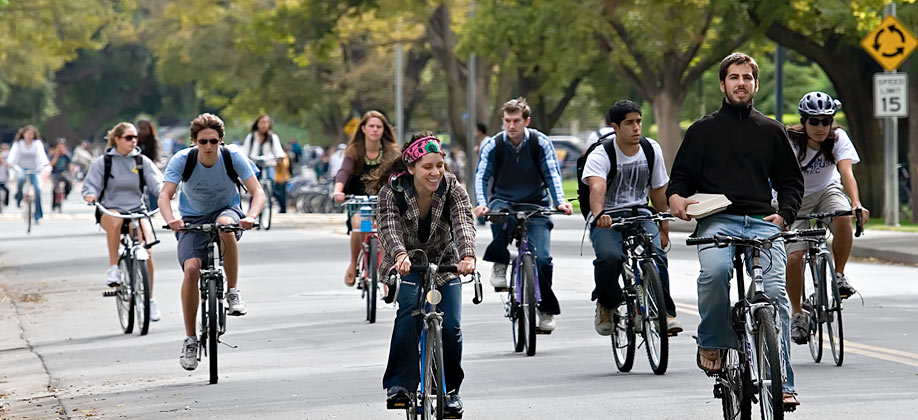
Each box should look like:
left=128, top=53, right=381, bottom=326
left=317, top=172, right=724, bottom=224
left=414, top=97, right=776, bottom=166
left=784, top=91, right=869, bottom=345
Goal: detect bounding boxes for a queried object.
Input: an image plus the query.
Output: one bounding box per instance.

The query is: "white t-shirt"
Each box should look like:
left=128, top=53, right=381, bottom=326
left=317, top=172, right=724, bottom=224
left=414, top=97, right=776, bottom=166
left=581, top=136, right=669, bottom=213
left=586, top=126, right=615, bottom=147
left=790, top=128, right=860, bottom=197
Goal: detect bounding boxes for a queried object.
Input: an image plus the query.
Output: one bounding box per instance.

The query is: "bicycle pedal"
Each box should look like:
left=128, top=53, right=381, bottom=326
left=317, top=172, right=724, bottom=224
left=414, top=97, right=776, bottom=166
left=102, top=290, right=117, bottom=297
left=218, top=339, right=238, bottom=349
left=535, top=328, right=552, bottom=335
left=667, top=331, right=680, bottom=337
left=386, top=400, right=411, bottom=410
left=494, top=286, right=509, bottom=292
left=444, top=412, right=463, bottom=419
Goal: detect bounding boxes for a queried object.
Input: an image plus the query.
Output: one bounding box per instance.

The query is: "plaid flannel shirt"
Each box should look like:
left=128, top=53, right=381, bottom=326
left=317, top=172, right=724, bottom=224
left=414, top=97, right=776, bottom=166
left=377, top=172, right=476, bottom=287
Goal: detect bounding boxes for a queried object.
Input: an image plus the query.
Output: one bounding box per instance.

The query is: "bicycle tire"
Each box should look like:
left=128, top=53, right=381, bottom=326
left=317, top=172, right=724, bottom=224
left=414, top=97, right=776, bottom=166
left=718, top=348, right=743, bottom=420
left=261, top=182, right=273, bottom=230
left=207, top=278, right=219, bottom=384
left=805, top=294, right=823, bottom=363
left=24, top=195, right=32, bottom=234
left=133, top=257, right=151, bottom=336
left=807, top=257, right=826, bottom=363
left=754, top=306, right=784, bottom=420
left=640, top=260, right=669, bottom=375
left=522, top=254, right=537, bottom=356
left=367, top=236, right=378, bottom=324
left=509, top=262, right=525, bottom=353
left=421, top=321, right=445, bottom=420
left=611, top=293, right=636, bottom=372
left=825, top=258, right=844, bottom=366
left=116, top=257, right=134, bottom=334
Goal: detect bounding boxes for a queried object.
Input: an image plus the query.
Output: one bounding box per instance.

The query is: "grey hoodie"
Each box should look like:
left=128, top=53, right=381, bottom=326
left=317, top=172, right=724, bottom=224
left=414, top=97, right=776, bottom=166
left=82, top=147, right=164, bottom=211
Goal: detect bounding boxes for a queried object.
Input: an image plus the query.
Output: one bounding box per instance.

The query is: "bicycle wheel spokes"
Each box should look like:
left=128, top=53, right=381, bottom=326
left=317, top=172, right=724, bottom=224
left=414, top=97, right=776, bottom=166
left=640, top=261, right=669, bottom=374
left=611, top=298, right=635, bottom=372
left=805, top=295, right=823, bottom=363
left=826, top=272, right=845, bottom=367
left=718, top=349, right=743, bottom=419
left=116, top=258, right=134, bottom=334
left=521, top=255, right=537, bottom=357
left=207, top=278, right=219, bottom=384
left=754, top=306, right=783, bottom=420
left=133, top=257, right=151, bottom=336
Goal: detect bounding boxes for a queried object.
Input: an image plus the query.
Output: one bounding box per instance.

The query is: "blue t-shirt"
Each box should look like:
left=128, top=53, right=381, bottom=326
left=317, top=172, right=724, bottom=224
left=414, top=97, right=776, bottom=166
left=164, top=145, right=258, bottom=217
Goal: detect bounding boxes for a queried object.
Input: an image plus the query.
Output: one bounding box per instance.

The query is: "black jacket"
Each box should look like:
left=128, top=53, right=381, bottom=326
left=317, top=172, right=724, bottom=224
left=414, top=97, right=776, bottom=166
left=667, top=100, right=804, bottom=224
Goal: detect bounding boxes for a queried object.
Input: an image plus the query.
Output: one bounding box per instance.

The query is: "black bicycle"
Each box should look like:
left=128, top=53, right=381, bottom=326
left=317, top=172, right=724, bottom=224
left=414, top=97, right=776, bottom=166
left=250, top=156, right=275, bottom=230
left=386, top=254, right=482, bottom=420
left=484, top=203, right=563, bottom=357
left=167, top=222, right=256, bottom=384
left=795, top=208, right=864, bottom=366
left=97, top=203, right=160, bottom=336
left=687, top=228, right=824, bottom=420
left=600, top=210, right=673, bottom=375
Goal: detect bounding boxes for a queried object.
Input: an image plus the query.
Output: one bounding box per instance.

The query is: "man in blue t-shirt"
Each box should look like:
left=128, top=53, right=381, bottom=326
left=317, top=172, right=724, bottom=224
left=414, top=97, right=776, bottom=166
left=158, top=113, right=265, bottom=372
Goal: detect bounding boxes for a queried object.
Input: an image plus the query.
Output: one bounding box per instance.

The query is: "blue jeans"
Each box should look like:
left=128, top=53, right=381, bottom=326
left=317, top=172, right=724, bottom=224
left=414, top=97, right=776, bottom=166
left=383, top=276, right=464, bottom=393
left=694, top=214, right=794, bottom=392
left=15, top=173, right=43, bottom=221
left=482, top=200, right=559, bottom=315
left=589, top=215, right=676, bottom=317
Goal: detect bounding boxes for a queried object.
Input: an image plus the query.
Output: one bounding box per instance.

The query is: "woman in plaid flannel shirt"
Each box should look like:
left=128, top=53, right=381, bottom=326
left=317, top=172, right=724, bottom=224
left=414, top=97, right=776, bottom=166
left=372, top=131, right=477, bottom=415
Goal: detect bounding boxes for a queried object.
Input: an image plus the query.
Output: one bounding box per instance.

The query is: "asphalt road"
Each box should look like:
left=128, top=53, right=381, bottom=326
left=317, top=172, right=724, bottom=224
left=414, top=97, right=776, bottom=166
left=2, top=211, right=917, bottom=419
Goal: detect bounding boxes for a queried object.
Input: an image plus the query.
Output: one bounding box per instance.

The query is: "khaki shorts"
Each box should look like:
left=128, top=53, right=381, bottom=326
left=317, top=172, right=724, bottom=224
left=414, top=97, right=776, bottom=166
left=787, top=184, right=851, bottom=254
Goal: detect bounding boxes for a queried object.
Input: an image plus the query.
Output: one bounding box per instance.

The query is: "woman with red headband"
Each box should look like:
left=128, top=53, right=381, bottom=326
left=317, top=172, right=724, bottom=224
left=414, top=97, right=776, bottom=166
left=370, top=131, right=476, bottom=416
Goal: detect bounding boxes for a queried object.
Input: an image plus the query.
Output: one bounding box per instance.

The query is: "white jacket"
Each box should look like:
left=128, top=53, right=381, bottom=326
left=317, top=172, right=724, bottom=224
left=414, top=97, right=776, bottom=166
left=241, top=132, right=284, bottom=161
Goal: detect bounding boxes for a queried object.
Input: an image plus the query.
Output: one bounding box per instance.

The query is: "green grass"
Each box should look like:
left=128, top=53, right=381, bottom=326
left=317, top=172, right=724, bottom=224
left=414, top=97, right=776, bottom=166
left=563, top=179, right=580, bottom=213
left=864, top=218, right=918, bottom=232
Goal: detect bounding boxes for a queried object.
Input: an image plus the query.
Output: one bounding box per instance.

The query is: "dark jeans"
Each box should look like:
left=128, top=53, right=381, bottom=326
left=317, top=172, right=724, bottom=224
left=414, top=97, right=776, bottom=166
left=0, top=184, right=8, bottom=207
left=383, top=276, right=464, bottom=393
left=273, top=181, right=287, bottom=213
left=589, top=215, right=675, bottom=317
left=482, top=200, right=559, bottom=315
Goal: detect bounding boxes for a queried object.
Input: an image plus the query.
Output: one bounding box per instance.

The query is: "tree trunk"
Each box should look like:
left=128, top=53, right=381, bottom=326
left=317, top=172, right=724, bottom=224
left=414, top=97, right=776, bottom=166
left=426, top=3, right=469, bottom=149
left=650, top=89, right=686, bottom=172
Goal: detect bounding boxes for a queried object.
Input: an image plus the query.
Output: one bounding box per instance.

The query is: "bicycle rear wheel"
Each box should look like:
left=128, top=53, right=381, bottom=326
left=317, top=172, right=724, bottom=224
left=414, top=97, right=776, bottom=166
left=133, top=257, right=151, bottom=336
left=611, top=294, right=635, bottom=372
left=754, top=306, right=783, bottom=420
left=719, top=349, right=743, bottom=420
left=207, top=278, right=219, bottom=384
left=421, top=321, right=445, bottom=420
left=805, top=294, right=823, bottom=363
left=261, top=182, right=273, bottom=230
left=640, top=260, right=669, bottom=375
left=116, top=257, right=134, bottom=334
left=366, top=236, right=378, bottom=324
left=825, top=259, right=844, bottom=366
left=24, top=195, right=32, bottom=233
left=521, top=254, right=537, bottom=357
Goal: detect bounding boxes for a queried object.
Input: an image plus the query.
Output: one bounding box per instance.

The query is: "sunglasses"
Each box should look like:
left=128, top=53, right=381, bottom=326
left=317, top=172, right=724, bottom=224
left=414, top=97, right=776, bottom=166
left=196, top=138, right=221, bottom=145
left=806, top=117, right=833, bottom=127
left=121, top=135, right=138, bottom=141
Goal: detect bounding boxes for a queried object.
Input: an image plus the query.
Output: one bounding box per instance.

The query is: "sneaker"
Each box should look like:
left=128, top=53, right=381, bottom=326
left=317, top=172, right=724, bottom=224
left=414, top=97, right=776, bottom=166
left=179, top=337, right=198, bottom=371
left=105, top=265, right=121, bottom=287
left=835, top=272, right=857, bottom=299
left=666, top=316, right=684, bottom=334
left=490, top=263, right=508, bottom=288
left=594, top=303, right=614, bottom=336
left=386, top=385, right=411, bottom=405
left=538, top=312, right=556, bottom=331
left=791, top=313, right=809, bottom=345
left=149, top=299, right=161, bottom=322
left=445, top=390, right=463, bottom=414
left=226, top=289, right=247, bottom=316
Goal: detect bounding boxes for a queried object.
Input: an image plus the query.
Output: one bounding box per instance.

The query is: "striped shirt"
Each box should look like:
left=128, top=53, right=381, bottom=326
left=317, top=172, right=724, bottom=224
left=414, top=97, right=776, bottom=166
left=474, top=128, right=566, bottom=207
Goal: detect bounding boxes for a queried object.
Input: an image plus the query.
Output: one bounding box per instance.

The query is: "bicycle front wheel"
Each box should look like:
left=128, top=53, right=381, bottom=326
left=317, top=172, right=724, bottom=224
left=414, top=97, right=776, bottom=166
left=825, top=258, right=844, bottom=366
left=133, top=258, right=151, bottom=336
left=640, top=260, right=669, bottom=375
left=116, top=257, right=134, bottom=334
left=611, top=294, right=635, bottom=372
left=261, top=182, right=273, bottom=230
left=807, top=258, right=826, bottom=363
left=754, top=306, right=784, bottom=420
left=207, top=278, right=219, bottom=384
left=366, top=236, right=378, bottom=324
left=421, top=321, right=445, bottom=420
left=521, top=254, right=537, bottom=356
left=24, top=196, right=32, bottom=233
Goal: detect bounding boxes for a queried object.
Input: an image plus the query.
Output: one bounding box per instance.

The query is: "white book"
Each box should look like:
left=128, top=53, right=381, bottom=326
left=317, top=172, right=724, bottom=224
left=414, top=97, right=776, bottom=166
left=686, top=193, right=732, bottom=219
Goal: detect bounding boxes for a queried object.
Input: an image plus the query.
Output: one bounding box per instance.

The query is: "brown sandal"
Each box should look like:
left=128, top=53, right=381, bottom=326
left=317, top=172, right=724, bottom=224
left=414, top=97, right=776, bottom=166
left=696, top=347, right=722, bottom=375
left=783, top=393, right=800, bottom=410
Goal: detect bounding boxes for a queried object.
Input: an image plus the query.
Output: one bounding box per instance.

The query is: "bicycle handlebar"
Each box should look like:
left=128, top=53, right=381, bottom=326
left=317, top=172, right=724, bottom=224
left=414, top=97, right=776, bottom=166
left=389, top=263, right=483, bottom=305
left=92, top=202, right=160, bottom=219
left=162, top=222, right=259, bottom=232
left=686, top=228, right=826, bottom=247
left=606, top=212, right=674, bottom=229
left=797, top=208, right=865, bottom=238
left=854, top=207, right=864, bottom=238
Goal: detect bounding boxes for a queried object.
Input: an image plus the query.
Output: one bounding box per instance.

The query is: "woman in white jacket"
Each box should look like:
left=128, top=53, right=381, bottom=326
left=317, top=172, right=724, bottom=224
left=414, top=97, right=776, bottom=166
left=8, top=125, right=50, bottom=222
left=241, top=114, right=285, bottom=181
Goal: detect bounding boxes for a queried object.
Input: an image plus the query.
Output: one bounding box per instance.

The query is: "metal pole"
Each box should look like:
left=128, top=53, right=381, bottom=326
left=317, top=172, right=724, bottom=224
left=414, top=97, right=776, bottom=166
left=395, top=42, right=405, bottom=144
left=466, top=52, right=477, bottom=190
left=885, top=2, right=900, bottom=225
left=774, top=43, right=784, bottom=121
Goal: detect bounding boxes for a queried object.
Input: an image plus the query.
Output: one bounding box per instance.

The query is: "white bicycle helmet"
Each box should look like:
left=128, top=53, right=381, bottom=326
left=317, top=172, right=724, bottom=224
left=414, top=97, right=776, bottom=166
left=798, top=91, right=842, bottom=116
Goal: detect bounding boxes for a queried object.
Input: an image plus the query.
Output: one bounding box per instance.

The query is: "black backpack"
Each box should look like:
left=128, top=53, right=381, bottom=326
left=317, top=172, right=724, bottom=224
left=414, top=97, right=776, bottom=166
left=182, top=146, right=246, bottom=192
left=575, top=134, right=655, bottom=220
left=99, top=152, right=145, bottom=203
left=490, top=128, right=548, bottom=191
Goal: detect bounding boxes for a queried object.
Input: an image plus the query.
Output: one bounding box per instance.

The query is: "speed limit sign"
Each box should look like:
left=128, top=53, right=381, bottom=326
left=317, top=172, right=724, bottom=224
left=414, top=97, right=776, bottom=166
left=874, top=73, right=908, bottom=117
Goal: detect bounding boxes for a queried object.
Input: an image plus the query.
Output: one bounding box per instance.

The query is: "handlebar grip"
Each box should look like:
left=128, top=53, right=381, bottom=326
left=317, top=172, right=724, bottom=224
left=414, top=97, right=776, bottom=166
left=797, top=228, right=827, bottom=237
left=472, top=275, right=483, bottom=305
left=686, top=236, right=715, bottom=246
left=408, top=264, right=458, bottom=273
left=854, top=208, right=864, bottom=238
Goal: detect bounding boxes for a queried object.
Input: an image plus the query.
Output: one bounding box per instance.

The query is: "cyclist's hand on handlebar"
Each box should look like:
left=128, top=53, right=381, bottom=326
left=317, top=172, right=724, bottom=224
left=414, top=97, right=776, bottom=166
left=660, top=229, right=670, bottom=249
left=333, top=192, right=345, bottom=203
left=595, top=214, right=612, bottom=229
left=473, top=205, right=489, bottom=218
left=856, top=206, right=870, bottom=224
left=557, top=203, right=573, bottom=215
left=764, top=213, right=786, bottom=231
left=84, top=194, right=96, bottom=203
left=166, top=218, right=185, bottom=231
left=395, top=252, right=411, bottom=277
left=239, top=216, right=257, bottom=230
left=668, top=194, right=696, bottom=221
left=457, top=256, right=476, bottom=275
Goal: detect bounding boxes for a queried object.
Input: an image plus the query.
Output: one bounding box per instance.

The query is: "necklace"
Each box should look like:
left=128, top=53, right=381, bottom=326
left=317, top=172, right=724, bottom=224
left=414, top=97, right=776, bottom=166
left=366, top=149, right=382, bottom=165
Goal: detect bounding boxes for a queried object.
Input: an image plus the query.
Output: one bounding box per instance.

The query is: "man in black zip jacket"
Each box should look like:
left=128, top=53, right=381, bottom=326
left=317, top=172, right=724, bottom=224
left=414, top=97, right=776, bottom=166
left=667, top=53, right=804, bottom=409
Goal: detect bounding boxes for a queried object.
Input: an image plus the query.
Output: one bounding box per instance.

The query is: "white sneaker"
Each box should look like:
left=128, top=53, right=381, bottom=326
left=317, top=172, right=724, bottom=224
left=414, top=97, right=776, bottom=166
left=594, top=303, right=614, bottom=336
left=538, top=312, right=556, bottom=331
left=490, top=263, right=508, bottom=288
left=666, top=316, right=683, bottom=334
left=226, top=289, right=247, bottom=316
left=106, top=265, right=121, bottom=287
left=180, top=337, right=198, bottom=371
left=149, top=299, right=161, bottom=322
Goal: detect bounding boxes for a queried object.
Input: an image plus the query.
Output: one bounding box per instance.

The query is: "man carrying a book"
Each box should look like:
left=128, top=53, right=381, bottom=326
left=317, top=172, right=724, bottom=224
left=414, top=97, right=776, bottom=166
left=581, top=100, right=682, bottom=336
left=667, top=53, right=804, bottom=408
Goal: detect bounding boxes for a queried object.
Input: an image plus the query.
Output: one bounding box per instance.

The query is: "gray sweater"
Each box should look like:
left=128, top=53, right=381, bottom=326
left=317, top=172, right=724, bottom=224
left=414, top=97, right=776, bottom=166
left=82, top=147, right=164, bottom=211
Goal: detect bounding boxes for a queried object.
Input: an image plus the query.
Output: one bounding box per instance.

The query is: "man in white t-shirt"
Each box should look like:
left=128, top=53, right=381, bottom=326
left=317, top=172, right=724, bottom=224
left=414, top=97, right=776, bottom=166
left=581, top=99, right=681, bottom=336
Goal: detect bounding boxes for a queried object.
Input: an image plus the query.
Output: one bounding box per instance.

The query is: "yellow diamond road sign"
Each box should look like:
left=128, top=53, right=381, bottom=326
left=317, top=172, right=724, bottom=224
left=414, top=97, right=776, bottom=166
left=861, top=15, right=918, bottom=71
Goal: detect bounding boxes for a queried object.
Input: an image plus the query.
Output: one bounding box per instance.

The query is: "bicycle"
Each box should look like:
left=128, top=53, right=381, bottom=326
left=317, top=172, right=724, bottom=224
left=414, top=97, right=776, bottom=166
left=794, top=208, right=864, bottom=366
left=386, top=256, right=482, bottom=420
left=484, top=203, right=564, bottom=357
left=165, top=222, right=256, bottom=384
left=96, top=203, right=160, bottom=336
left=19, top=168, right=42, bottom=233
left=52, top=173, right=69, bottom=213
left=344, top=195, right=382, bottom=323
left=250, top=156, right=276, bottom=230
left=600, top=210, right=674, bottom=375
left=686, top=228, right=825, bottom=420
